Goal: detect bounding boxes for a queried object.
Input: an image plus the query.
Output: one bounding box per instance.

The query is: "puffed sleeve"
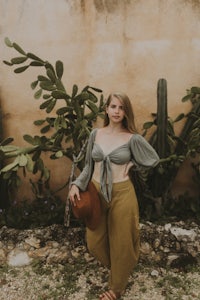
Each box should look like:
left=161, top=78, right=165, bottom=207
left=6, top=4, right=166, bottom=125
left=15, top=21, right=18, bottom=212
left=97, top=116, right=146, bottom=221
left=130, top=134, right=160, bottom=169
left=71, top=128, right=97, bottom=191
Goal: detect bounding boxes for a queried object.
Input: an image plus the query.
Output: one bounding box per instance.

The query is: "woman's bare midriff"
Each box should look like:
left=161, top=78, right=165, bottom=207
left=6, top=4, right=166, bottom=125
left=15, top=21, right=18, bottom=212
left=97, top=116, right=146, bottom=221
left=92, top=161, right=133, bottom=183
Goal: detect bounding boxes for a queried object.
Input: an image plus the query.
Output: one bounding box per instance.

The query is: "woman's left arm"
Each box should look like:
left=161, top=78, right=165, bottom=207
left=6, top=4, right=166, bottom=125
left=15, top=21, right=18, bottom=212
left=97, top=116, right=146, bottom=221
left=130, top=134, right=160, bottom=169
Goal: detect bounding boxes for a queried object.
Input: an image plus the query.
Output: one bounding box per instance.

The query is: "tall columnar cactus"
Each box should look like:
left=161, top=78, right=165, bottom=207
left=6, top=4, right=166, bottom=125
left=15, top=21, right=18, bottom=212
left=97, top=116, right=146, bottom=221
left=131, top=79, right=172, bottom=216
left=149, top=78, right=171, bottom=157
left=144, top=80, right=200, bottom=216
left=156, top=78, right=170, bottom=158
left=142, top=79, right=186, bottom=216
left=147, top=79, right=171, bottom=199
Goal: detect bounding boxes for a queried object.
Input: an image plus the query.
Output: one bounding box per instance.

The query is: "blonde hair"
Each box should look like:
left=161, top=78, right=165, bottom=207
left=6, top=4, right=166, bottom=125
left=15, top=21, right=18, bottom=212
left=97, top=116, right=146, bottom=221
left=104, top=92, right=138, bottom=133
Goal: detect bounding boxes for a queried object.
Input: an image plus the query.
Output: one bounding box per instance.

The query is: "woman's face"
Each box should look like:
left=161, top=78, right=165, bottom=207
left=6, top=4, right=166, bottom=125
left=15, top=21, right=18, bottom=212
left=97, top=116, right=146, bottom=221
left=106, top=96, right=125, bottom=124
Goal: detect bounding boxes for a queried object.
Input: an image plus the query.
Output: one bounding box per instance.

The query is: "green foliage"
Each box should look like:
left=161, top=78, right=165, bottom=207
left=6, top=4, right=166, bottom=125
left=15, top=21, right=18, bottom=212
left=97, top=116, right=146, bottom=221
left=0, top=178, right=65, bottom=229
left=165, top=192, right=200, bottom=220
left=177, top=86, right=200, bottom=156
left=0, top=102, right=11, bottom=208
left=155, top=78, right=170, bottom=157
left=1, top=38, right=105, bottom=212
left=133, top=79, right=200, bottom=220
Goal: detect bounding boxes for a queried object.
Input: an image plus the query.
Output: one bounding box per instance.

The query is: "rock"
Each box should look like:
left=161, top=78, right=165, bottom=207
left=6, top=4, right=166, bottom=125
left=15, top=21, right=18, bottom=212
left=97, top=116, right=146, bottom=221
left=170, top=227, right=197, bottom=242
left=167, top=254, right=180, bottom=266
left=0, top=222, right=200, bottom=268
left=140, top=242, right=152, bottom=255
left=153, top=253, right=163, bottom=262
left=151, top=270, right=159, bottom=277
left=153, top=238, right=160, bottom=249
left=25, top=236, right=41, bottom=248
left=28, top=246, right=50, bottom=259
left=175, top=241, right=181, bottom=251
left=84, top=252, right=95, bottom=262
left=46, top=249, right=69, bottom=264
left=164, top=223, right=172, bottom=231
left=51, top=241, right=60, bottom=248
left=7, top=249, right=32, bottom=266
left=0, top=248, right=6, bottom=263
left=71, top=249, right=80, bottom=258
left=163, top=247, right=170, bottom=253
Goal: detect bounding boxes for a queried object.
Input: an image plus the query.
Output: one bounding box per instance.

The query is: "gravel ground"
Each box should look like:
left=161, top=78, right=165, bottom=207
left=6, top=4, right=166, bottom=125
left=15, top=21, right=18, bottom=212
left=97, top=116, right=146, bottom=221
left=0, top=256, right=200, bottom=300
left=1, top=223, right=200, bottom=300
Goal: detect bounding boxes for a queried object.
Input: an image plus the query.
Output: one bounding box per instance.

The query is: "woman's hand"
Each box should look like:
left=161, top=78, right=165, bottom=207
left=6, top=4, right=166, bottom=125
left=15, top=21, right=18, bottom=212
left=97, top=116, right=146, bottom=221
left=69, top=184, right=80, bottom=206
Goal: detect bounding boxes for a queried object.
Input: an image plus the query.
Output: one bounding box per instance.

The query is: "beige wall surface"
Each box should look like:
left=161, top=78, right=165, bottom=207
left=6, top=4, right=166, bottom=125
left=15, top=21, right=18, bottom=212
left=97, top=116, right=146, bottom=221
left=0, top=0, right=200, bottom=200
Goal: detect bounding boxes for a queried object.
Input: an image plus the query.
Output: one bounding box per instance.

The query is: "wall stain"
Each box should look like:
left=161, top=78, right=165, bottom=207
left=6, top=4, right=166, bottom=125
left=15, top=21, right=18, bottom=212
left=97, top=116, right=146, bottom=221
left=104, top=0, right=119, bottom=13
left=93, top=0, right=134, bottom=14
left=183, top=0, right=200, bottom=14
left=66, top=0, right=200, bottom=16
left=80, top=0, right=86, bottom=13
left=65, top=0, right=139, bottom=15
left=93, top=0, right=105, bottom=13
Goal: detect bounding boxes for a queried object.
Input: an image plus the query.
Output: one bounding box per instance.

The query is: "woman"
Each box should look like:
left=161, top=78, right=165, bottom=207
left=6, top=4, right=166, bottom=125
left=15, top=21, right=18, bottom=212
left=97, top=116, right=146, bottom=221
left=69, top=92, right=159, bottom=300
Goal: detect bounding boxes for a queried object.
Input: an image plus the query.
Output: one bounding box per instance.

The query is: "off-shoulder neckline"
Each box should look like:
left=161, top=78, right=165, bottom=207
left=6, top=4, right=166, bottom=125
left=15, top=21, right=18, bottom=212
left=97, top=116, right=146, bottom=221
left=94, top=141, right=131, bottom=156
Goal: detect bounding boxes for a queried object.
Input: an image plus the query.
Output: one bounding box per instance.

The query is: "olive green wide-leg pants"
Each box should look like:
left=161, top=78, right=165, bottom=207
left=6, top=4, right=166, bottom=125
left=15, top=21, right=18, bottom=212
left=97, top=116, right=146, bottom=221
left=86, top=179, right=140, bottom=294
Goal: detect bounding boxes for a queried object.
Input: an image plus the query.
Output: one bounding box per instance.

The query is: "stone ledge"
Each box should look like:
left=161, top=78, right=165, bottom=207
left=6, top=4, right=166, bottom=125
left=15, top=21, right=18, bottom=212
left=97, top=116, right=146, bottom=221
left=0, top=221, right=199, bottom=268
left=139, top=221, right=200, bottom=269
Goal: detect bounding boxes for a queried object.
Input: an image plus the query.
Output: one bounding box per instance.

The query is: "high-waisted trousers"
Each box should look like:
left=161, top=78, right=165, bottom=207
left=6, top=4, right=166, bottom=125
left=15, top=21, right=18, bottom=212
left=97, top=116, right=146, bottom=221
left=86, top=179, right=140, bottom=294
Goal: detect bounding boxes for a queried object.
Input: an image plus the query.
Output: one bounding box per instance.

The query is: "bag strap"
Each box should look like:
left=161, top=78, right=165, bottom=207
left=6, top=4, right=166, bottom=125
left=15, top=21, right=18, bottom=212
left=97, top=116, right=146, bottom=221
left=64, top=138, right=88, bottom=227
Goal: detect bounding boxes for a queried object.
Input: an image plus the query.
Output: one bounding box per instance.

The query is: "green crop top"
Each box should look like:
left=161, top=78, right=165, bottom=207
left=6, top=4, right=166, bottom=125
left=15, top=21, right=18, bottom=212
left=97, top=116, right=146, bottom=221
left=72, top=128, right=159, bottom=202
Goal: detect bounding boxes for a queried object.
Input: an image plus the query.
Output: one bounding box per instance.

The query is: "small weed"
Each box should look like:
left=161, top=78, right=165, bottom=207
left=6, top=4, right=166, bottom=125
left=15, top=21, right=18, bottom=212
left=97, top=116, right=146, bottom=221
left=42, top=283, right=50, bottom=290
left=156, top=270, right=199, bottom=299
left=140, top=286, right=147, bottom=293
left=61, top=263, right=80, bottom=295
left=23, top=270, right=31, bottom=277
left=0, top=265, right=19, bottom=278
left=0, top=264, right=9, bottom=274
left=85, top=290, right=101, bottom=300
left=31, top=259, right=52, bottom=276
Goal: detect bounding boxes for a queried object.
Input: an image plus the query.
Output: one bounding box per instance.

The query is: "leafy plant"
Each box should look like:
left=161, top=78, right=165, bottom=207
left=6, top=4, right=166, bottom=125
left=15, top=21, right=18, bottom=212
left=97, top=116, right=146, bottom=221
left=132, top=79, right=200, bottom=220
left=177, top=87, right=200, bottom=153
left=0, top=101, right=11, bottom=208
left=1, top=37, right=105, bottom=224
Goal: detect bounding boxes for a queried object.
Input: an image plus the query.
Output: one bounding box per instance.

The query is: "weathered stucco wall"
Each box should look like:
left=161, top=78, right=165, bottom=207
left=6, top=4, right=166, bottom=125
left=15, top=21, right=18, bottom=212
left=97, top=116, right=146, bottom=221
left=0, top=0, right=200, bottom=200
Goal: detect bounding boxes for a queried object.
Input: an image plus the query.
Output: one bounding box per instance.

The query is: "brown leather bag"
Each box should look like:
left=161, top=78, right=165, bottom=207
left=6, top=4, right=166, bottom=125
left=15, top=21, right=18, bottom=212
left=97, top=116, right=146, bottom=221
left=72, top=181, right=102, bottom=230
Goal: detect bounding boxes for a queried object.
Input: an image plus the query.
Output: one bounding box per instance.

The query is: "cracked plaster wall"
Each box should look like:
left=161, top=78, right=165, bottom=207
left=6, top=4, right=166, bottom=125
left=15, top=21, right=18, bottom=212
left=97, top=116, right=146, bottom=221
left=0, top=0, right=200, bottom=200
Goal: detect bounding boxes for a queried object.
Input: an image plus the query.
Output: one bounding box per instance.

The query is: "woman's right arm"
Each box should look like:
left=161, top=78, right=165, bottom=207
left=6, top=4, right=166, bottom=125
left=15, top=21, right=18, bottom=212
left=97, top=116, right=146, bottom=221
left=68, top=184, right=80, bottom=206
left=68, top=129, right=97, bottom=205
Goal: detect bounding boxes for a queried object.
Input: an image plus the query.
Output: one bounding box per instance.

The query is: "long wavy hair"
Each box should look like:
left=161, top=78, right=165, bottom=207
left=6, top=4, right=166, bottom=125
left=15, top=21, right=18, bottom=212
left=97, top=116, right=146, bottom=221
left=103, top=92, right=138, bottom=133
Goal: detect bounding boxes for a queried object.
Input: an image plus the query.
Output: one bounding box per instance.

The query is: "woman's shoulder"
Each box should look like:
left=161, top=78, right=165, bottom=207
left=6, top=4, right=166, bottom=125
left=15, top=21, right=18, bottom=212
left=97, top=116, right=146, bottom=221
left=130, top=132, right=142, bottom=139
left=129, top=133, right=149, bottom=144
left=91, top=127, right=98, bottom=133
left=90, top=127, right=99, bottom=135
left=89, top=127, right=99, bottom=140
